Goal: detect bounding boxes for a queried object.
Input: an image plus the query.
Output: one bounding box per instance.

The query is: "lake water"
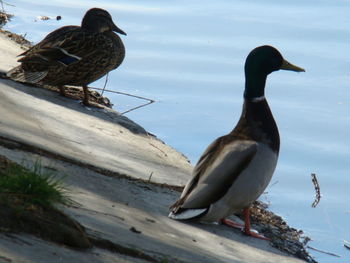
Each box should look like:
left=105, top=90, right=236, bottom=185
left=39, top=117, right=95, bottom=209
left=3, top=0, right=350, bottom=262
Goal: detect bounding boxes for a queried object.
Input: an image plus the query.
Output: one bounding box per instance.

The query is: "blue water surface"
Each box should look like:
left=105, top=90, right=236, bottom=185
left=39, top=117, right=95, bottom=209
left=4, top=0, right=350, bottom=262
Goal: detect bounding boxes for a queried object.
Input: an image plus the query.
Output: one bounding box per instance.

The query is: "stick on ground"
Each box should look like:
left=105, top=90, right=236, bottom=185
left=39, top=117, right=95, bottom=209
left=307, top=246, right=340, bottom=257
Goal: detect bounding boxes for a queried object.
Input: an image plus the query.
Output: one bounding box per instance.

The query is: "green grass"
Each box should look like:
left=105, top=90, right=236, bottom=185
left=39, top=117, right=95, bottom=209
left=0, top=160, right=71, bottom=208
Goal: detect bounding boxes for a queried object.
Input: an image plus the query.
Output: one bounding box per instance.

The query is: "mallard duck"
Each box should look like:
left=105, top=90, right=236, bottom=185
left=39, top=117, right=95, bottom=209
left=169, top=45, right=305, bottom=239
left=7, top=7, right=126, bottom=107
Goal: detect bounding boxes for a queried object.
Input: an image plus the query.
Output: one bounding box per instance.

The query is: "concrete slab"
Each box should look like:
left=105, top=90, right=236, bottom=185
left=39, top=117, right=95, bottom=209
left=0, top=233, right=150, bottom=263
left=0, top=147, right=304, bottom=263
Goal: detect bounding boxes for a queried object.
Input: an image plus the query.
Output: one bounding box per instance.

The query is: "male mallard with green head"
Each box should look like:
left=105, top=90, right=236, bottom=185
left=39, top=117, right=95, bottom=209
left=169, top=45, right=305, bottom=240
left=7, top=8, right=126, bottom=107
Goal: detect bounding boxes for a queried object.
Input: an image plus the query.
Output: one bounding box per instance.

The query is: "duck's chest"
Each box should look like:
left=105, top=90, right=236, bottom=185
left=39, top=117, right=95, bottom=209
left=80, top=33, right=125, bottom=71
left=54, top=34, right=125, bottom=85
left=236, top=99, right=280, bottom=154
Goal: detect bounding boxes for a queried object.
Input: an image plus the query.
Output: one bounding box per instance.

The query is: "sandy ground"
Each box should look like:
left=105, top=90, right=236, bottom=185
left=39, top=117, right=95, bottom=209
left=0, top=29, right=306, bottom=263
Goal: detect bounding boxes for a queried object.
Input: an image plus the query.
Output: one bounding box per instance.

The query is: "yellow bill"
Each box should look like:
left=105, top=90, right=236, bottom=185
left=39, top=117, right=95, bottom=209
left=281, top=59, right=305, bottom=72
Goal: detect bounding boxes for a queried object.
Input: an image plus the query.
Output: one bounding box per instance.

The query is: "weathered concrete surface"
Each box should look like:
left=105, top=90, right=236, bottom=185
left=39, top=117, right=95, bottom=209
left=0, top=32, right=305, bottom=262
left=0, top=32, right=192, bottom=187
left=0, top=148, right=304, bottom=263
left=0, top=78, right=192, bottom=186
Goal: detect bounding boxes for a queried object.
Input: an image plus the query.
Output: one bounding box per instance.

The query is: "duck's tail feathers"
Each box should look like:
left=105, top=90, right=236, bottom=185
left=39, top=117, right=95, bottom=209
left=168, top=208, right=208, bottom=220
left=7, top=66, right=47, bottom=84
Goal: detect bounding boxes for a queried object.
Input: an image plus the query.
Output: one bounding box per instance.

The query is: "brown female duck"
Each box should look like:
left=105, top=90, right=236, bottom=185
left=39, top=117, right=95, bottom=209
left=7, top=8, right=126, bottom=107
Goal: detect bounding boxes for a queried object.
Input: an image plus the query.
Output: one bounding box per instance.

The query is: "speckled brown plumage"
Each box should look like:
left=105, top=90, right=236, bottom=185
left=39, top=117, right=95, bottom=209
left=7, top=8, right=126, bottom=106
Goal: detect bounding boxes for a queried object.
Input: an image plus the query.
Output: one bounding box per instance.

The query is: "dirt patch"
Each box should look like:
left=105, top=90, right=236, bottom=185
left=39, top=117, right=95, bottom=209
left=43, top=85, right=113, bottom=108
left=0, top=155, right=91, bottom=249
left=90, top=237, right=158, bottom=263
left=0, top=29, right=31, bottom=48
left=0, top=201, right=92, bottom=248
left=1, top=10, right=30, bottom=48
left=0, top=155, right=166, bottom=262
left=0, top=11, right=30, bottom=48
left=0, top=70, right=113, bottom=108
left=249, top=201, right=316, bottom=262
left=0, top=11, right=12, bottom=28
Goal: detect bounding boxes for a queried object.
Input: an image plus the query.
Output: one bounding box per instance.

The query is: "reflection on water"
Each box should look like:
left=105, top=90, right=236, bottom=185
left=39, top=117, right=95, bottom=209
left=4, top=0, right=350, bottom=261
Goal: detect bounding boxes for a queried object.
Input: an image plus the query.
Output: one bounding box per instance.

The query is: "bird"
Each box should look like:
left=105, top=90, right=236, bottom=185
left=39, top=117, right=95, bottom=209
left=7, top=7, right=126, bottom=107
left=169, top=45, right=305, bottom=240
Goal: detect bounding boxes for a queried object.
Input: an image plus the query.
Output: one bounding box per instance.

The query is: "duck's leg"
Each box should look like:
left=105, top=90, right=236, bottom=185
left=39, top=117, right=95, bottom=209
left=59, top=86, right=66, bottom=96
left=221, top=218, right=244, bottom=229
left=221, top=208, right=269, bottom=241
left=242, top=208, right=269, bottom=240
left=59, top=84, right=105, bottom=108
left=82, top=85, right=104, bottom=108
left=82, top=85, right=90, bottom=106
left=59, top=85, right=86, bottom=101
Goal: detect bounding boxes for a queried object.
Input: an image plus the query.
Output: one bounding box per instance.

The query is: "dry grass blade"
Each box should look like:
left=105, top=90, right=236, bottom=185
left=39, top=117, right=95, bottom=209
left=0, top=159, right=72, bottom=207
left=311, top=173, right=321, bottom=208
left=148, top=172, right=153, bottom=182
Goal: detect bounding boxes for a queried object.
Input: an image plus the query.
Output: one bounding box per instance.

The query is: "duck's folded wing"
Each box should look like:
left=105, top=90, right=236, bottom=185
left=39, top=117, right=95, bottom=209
left=19, top=26, right=78, bottom=58
left=18, top=26, right=99, bottom=65
left=18, top=47, right=81, bottom=66
left=174, top=136, right=257, bottom=211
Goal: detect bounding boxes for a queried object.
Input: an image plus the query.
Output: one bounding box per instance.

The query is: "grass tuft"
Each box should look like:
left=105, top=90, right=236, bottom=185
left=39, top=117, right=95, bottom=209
left=0, top=160, right=71, bottom=207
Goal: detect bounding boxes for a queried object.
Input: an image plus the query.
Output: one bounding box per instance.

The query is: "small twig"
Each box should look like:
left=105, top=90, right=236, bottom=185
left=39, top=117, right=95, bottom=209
left=90, top=87, right=155, bottom=115
left=0, top=1, right=14, bottom=8
left=120, top=101, right=154, bottom=115
left=101, top=73, right=109, bottom=96
left=302, top=236, right=312, bottom=246
left=91, top=87, right=155, bottom=102
left=270, top=180, right=279, bottom=187
left=307, top=246, right=340, bottom=257
left=149, top=143, right=168, bottom=157
left=148, top=172, right=153, bottom=182
left=311, top=173, right=321, bottom=207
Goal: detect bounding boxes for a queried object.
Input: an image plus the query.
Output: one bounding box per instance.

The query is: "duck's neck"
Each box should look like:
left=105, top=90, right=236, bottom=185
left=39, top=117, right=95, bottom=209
left=232, top=99, right=280, bottom=154
left=244, top=73, right=267, bottom=101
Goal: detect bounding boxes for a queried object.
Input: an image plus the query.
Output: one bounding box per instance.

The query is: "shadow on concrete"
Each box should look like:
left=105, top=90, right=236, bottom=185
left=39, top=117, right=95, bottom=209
left=61, top=162, right=299, bottom=263
left=0, top=77, right=147, bottom=135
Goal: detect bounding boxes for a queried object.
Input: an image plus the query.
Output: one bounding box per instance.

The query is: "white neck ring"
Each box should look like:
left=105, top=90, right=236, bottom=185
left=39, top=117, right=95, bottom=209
left=250, top=95, right=265, bottom=102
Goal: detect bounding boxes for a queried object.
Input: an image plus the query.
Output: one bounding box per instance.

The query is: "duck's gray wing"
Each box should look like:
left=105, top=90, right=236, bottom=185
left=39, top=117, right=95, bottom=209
left=171, top=135, right=257, bottom=212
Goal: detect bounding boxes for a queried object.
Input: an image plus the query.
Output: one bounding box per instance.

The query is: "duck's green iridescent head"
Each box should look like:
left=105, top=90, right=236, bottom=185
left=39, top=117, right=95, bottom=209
left=244, top=45, right=304, bottom=100
left=82, top=8, right=127, bottom=36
